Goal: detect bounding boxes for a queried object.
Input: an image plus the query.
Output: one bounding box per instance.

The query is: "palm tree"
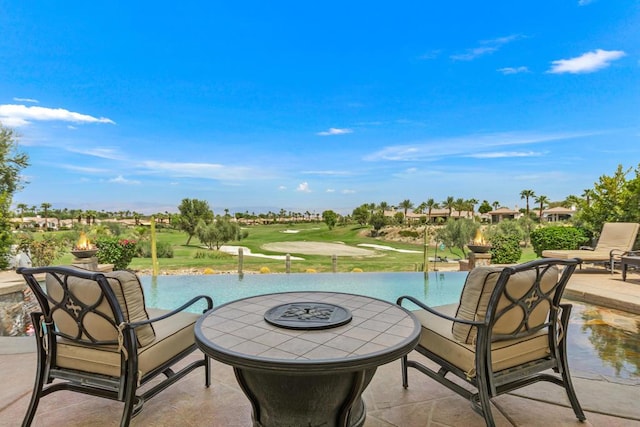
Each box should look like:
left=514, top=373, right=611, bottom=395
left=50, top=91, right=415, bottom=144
left=378, top=201, right=389, bottom=214
left=40, top=202, right=52, bottom=230
left=492, top=201, right=500, bottom=210
left=443, top=196, right=455, bottom=220
left=582, top=189, right=594, bottom=207
left=535, top=195, right=550, bottom=222
left=454, top=198, right=465, bottom=217
left=520, top=189, right=535, bottom=216
left=398, top=199, right=414, bottom=224
left=466, top=198, right=479, bottom=218
left=425, top=198, right=438, bottom=223
left=16, top=203, right=27, bottom=223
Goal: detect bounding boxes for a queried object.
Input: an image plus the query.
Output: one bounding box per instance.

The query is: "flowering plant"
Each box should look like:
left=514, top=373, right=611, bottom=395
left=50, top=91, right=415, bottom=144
left=96, top=237, right=138, bottom=270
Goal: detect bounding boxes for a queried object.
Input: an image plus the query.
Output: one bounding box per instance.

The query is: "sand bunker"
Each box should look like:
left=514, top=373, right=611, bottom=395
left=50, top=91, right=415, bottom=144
left=261, top=242, right=376, bottom=256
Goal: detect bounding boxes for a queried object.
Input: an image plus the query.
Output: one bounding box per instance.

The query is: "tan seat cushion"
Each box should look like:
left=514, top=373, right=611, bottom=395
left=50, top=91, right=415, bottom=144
left=452, top=266, right=559, bottom=344
left=46, top=270, right=155, bottom=347
left=55, top=308, right=200, bottom=378
left=414, top=304, right=551, bottom=378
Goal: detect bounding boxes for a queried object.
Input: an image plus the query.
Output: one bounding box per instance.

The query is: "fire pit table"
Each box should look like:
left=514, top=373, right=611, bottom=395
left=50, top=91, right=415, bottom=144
left=195, top=291, right=420, bottom=427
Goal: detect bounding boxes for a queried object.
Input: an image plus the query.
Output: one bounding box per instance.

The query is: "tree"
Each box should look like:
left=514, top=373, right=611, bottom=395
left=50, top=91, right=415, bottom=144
left=370, top=212, right=388, bottom=236
left=40, top=202, right=51, bottom=229
left=435, top=218, right=479, bottom=258
left=443, top=196, right=455, bottom=220
left=425, top=198, right=438, bottom=223
left=195, top=217, right=239, bottom=250
left=398, top=199, right=414, bottom=222
left=520, top=189, right=535, bottom=216
left=322, top=210, right=338, bottom=230
left=478, top=200, right=492, bottom=215
left=492, top=201, right=500, bottom=210
left=0, top=124, right=29, bottom=268
left=577, top=164, right=640, bottom=234
left=352, top=205, right=370, bottom=226
left=16, top=202, right=27, bottom=223
left=535, top=196, right=549, bottom=222
left=378, top=201, right=389, bottom=214
left=177, top=198, right=214, bottom=245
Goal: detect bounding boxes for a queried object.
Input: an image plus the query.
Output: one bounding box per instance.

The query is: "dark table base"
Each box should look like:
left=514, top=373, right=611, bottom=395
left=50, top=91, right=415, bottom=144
left=234, top=367, right=376, bottom=427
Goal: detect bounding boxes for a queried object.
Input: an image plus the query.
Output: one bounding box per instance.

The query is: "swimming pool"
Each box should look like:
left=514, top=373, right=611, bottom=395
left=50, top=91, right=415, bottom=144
left=139, top=271, right=640, bottom=381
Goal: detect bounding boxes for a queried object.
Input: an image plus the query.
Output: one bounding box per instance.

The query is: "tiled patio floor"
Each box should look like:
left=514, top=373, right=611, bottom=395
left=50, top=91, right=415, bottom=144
left=2, top=267, right=640, bottom=426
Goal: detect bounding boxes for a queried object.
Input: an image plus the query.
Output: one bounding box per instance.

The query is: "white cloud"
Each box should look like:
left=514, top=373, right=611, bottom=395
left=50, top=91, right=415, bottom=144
left=498, top=66, right=529, bottom=75
left=108, top=175, right=141, bottom=185
left=13, top=97, right=39, bottom=103
left=326, top=188, right=336, bottom=193
left=140, top=160, right=258, bottom=181
left=66, top=147, right=125, bottom=161
left=316, top=128, right=353, bottom=136
left=278, top=185, right=287, bottom=190
left=466, top=151, right=543, bottom=159
left=342, top=189, right=356, bottom=194
left=302, top=170, right=354, bottom=176
left=365, top=130, right=597, bottom=162
left=0, top=104, right=115, bottom=127
left=296, top=182, right=312, bottom=192
left=60, top=164, right=109, bottom=174
left=548, top=49, right=626, bottom=74
left=451, top=35, right=522, bottom=61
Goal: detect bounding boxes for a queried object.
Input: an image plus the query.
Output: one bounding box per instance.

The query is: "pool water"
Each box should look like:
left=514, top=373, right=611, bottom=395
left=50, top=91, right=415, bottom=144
left=139, top=271, right=640, bottom=381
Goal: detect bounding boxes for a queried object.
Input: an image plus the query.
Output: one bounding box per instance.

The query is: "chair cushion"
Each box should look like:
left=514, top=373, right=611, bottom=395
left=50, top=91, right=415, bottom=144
left=55, top=308, right=200, bottom=378
left=414, top=304, right=551, bottom=378
left=46, top=270, right=155, bottom=347
left=452, top=266, right=559, bottom=344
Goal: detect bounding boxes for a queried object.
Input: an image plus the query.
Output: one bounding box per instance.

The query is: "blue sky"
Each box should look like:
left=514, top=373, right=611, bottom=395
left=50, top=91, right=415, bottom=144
left=1, top=1, right=639, bottom=215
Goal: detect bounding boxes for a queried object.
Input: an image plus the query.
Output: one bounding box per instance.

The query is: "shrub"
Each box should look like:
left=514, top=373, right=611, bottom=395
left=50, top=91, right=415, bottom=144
left=96, top=237, right=138, bottom=270
left=530, top=226, right=590, bottom=257
left=203, top=268, right=214, bottom=274
left=16, top=233, right=67, bottom=267
left=352, top=267, right=363, bottom=273
left=489, top=234, right=522, bottom=264
left=259, top=266, right=271, bottom=274
left=399, top=230, right=420, bottom=238
left=305, top=268, right=317, bottom=273
left=193, top=250, right=231, bottom=259
left=137, top=240, right=174, bottom=258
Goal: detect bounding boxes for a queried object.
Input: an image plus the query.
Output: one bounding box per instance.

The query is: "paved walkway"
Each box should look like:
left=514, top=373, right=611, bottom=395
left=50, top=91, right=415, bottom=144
left=1, top=267, right=639, bottom=426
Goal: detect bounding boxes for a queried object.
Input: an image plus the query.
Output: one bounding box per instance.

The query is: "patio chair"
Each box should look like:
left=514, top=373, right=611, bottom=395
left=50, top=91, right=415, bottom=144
left=542, top=222, right=639, bottom=272
left=397, top=258, right=585, bottom=427
left=16, top=266, right=213, bottom=427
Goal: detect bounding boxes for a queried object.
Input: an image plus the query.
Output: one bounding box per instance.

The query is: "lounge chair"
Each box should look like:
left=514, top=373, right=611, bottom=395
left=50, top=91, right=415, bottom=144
left=542, top=222, right=639, bottom=272
left=397, top=258, right=585, bottom=427
left=16, top=266, right=213, bottom=427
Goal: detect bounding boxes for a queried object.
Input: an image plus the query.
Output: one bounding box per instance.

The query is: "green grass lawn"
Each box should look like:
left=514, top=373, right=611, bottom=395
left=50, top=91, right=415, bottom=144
left=49, top=222, right=537, bottom=273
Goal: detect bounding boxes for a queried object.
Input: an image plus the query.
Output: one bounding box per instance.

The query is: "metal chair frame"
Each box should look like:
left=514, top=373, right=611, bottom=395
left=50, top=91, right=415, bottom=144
left=17, top=266, right=213, bottom=427
left=397, top=258, right=586, bottom=427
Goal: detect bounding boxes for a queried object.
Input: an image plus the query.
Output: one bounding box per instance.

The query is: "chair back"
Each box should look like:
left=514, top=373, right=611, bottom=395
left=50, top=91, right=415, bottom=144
left=595, top=222, right=639, bottom=252
left=18, top=267, right=154, bottom=347
left=453, top=258, right=580, bottom=344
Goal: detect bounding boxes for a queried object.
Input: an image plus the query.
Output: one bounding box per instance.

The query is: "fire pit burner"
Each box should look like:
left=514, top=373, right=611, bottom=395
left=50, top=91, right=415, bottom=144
left=467, top=244, right=492, bottom=253
left=264, top=302, right=352, bottom=330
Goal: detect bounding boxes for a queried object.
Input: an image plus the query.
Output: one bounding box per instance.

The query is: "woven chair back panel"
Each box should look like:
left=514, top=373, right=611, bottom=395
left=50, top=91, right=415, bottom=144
left=45, top=271, right=155, bottom=346
left=488, top=266, right=558, bottom=338
left=46, top=274, right=119, bottom=342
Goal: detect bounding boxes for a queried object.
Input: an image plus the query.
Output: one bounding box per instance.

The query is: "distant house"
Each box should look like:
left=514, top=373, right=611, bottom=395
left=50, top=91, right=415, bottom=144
left=542, top=206, right=576, bottom=222
left=488, top=207, right=521, bottom=223
left=386, top=208, right=473, bottom=223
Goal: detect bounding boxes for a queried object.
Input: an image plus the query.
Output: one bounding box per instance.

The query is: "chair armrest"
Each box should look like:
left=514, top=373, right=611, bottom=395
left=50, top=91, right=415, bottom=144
left=396, top=295, right=483, bottom=326
left=578, top=246, right=595, bottom=251
left=128, top=295, right=214, bottom=329
left=609, top=249, right=629, bottom=258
